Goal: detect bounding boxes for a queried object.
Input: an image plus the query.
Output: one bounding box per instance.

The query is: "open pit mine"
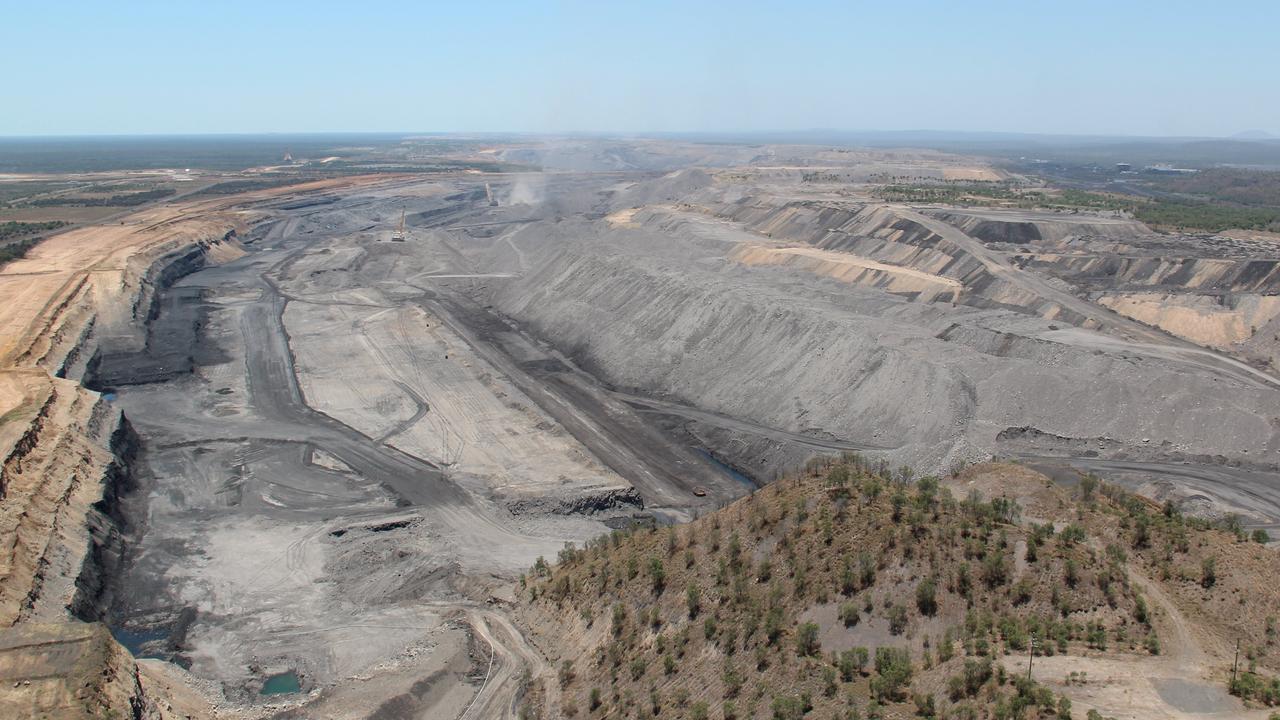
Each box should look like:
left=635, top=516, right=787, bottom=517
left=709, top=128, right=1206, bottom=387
left=2, top=142, right=1279, bottom=718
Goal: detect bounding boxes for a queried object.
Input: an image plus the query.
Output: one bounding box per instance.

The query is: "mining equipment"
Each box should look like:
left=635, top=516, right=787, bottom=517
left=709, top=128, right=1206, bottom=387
left=391, top=209, right=407, bottom=242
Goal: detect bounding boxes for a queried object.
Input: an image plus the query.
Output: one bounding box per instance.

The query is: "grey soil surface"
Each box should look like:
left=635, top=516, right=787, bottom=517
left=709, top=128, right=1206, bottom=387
left=1151, top=678, right=1238, bottom=714
left=98, top=143, right=1280, bottom=715
left=103, top=177, right=752, bottom=714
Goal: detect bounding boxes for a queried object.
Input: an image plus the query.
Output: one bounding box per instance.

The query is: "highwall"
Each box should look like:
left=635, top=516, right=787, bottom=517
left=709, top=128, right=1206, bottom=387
left=0, top=221, right=243, bottom=628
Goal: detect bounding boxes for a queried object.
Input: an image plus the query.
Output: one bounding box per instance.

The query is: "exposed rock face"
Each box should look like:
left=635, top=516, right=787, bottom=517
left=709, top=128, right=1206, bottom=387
left=0, top=202, right=245, bottom=719
left=1024, top=253, right=1280, bottom=294
left=701, top=200, right=1098, bottom=326
left=0, top=378, right=128, bottom=625
left=0, top=622, right=161, bottom=720
left=927, top=209, right=1156, bottom=245
left=506, top=486, right=645, bottom=516
left=1093, top=292, right=1280, bottom=348
left=68, top=418, right=139, bottom=624
left=0, top=215, right=243, bottom=627
left=926, top=208, right=1280, bottom=365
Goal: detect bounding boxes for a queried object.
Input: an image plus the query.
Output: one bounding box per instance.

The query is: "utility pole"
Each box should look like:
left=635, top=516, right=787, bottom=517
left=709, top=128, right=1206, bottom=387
left=1231, top=638, right=1241, bottom=688
left=1027, top=635, right=1036, bottom=681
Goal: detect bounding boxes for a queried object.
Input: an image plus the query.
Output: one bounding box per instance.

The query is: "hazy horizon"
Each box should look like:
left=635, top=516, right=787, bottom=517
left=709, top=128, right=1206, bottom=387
left=4, top=1, right=1278, bottom=138
left=0, top=129, right=1276, bottom=141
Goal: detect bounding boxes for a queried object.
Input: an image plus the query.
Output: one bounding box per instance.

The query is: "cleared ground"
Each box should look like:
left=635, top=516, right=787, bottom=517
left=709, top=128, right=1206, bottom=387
left=6, top=139, right=1278, bottom=718
left=115, top=159, right=1280, bottom=715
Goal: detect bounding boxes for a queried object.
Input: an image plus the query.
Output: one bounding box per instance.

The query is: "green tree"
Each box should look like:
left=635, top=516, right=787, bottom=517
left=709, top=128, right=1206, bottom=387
left=611, top=603, right=626, bottom=636
left=916, top=577, right=938, bottom=616
left=649, top=556, right=666, bottom=594
left=1064, top=560, right=1081, bottom=591
left=871, top=647, right=913, bottom=701
left=888, top=605, right=909, bottom=635
left=840, top=602, right=860, bottom=627
left=982, top=549, right=1009, bottom=588
left=796, top=622, right=821, bottom=657
left=1201, top=556, right=1217, bottom=588
left=859, top=552, right=876, bottom=589
left=765, top=606, right=785, bottom=645
left=723, top=661, right=743, bottom=698
left=771, top=695, right=805, bottom=720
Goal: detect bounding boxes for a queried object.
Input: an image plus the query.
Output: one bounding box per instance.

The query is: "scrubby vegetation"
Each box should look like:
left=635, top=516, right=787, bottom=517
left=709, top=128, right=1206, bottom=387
left=0, top=236, right=40, bottom=266
left=1152, top=168, right=1280, bottom=208
left=1128, top=200, right=1280, bottom=234
left=0, top=220, right=67, bottom=242
left=0, top=220, right=71, bottom=267
left=510, top=457, right=1280, bottom=719
left=873, top=182, right=1035, bottom=209
left=873, top=179, right=1280, bottom=233
left=29, top=187, right=176, bottom=207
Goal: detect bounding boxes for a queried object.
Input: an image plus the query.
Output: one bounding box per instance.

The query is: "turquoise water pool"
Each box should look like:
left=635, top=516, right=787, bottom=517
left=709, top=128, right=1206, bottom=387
left=260, top=671, right=301, bottom=695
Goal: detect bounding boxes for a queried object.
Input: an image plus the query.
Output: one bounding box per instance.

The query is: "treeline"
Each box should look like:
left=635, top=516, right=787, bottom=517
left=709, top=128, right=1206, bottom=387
left=0, top=220, right=67, bottom=242
left=1131, top=201, right=1280, bottom=233
left=875, top=183, right=1280, bottom=233
left=0, top=236, right=41, bottom=266
left=30, top=187, right=176, bottom=207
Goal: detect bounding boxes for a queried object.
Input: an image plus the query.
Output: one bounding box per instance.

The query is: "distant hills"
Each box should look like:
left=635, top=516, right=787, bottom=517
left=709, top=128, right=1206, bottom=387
left=651, top=129, right=1280, bottom=169
left=3, top=129, right=1280, bottom=174
left=1233, top=129, right=1277, bottom=140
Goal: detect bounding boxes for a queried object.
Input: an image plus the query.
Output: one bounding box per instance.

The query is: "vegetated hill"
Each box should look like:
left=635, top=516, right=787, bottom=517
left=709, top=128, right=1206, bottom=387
left=513, top=460, right=1280, bottom=719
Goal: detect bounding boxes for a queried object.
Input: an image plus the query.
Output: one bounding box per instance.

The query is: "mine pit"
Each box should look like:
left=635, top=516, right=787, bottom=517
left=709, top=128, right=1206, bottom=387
left=3, top=147, right=1279, bottom=719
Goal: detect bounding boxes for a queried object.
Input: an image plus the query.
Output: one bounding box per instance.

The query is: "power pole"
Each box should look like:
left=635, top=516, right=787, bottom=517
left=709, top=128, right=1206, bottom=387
left=1027, top=635, right=1036, bottom=681
left=1231, top=638, right=1241, bottom=687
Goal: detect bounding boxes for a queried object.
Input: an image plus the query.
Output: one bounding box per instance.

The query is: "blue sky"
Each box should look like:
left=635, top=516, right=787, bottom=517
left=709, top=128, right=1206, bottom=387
left=3, top=0, right=1276, bottom=137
